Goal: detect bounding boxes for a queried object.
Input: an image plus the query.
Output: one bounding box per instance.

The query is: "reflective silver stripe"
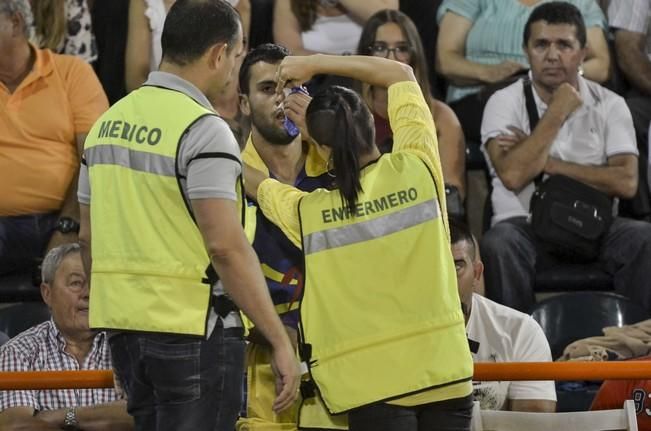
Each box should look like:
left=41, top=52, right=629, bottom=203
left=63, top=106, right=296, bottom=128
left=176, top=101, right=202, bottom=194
left=304, top=199, right=439, bottom=255
left=85, top=145, right=175, bottom=177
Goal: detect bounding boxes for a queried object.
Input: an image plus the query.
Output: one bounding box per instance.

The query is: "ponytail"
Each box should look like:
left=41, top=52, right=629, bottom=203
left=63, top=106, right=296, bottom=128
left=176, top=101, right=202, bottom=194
left=331, top=100, right=363, bottom=213
left=306, top=86, right=376, bottom=214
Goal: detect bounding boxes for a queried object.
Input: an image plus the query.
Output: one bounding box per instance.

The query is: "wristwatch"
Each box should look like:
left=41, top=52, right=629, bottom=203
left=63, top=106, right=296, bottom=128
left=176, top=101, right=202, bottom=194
left=63, top=406, right=79, bottom=430
left=56, top=217, right=80, bottom=234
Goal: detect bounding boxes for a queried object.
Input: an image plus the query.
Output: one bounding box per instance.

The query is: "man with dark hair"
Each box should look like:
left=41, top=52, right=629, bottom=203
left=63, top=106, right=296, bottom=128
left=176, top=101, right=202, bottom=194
left=78, top=2, right=300, bottom=431
left=0, top=244, right=133, bottom=430
left=236, top=43, right=338, bottom=430
left=480, top=1, right=651, bottom=313
left=449, top=219, right=556, bottom=413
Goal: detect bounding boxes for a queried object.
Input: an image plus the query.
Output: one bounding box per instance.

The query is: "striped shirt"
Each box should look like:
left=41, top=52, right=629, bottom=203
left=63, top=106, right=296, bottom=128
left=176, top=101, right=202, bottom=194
left=0, top=320, right=119, bottom=412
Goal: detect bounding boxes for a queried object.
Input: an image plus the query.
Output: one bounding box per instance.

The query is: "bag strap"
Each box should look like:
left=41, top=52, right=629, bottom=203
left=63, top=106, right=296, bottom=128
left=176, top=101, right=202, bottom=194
left=523, top=78, right=544, bottom=186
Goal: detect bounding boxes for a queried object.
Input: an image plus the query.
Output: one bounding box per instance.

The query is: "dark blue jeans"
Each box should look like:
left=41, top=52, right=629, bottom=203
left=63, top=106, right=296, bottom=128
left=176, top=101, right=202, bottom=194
left=481, top=216, right=651, bottom=312
left=0, top=213, right=58, bottom=275
left=348, top=394, right=474, bottom=431
left=109, top=322, right=246, bottom=431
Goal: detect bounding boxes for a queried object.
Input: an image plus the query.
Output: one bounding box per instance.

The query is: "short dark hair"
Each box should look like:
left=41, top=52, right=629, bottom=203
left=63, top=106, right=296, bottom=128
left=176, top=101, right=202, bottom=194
left=523, top=1, right=587, bottom=48
left=161, top=0, right=241, bottom=66
left=239, top=43, right=290, bottom=94
left=449, top=218, right=476, bottom=260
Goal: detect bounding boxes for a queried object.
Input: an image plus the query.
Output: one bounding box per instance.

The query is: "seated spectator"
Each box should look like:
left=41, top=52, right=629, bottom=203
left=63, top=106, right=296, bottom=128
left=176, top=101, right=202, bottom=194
left=125, top=0, right=250, bottom=92
left=357, top=9, right=466, bottom=208
left=479, top=1, right=651, bottom=312
left=0, top=0, right=108, bottom=276
left=0, top=244, right=132, bottom=430
left=273, top=0, right=397, bottom=56
left=436, top=0, right=609, bottom=145
left=125, top=0, right=250, bottom=145
left=591, top=355, right=651, bottom=429
left=609, top=0, right=651, bottom=190
left=450, top=219, right=556, bottom=412
left=31, top=0, right=97, bottom=63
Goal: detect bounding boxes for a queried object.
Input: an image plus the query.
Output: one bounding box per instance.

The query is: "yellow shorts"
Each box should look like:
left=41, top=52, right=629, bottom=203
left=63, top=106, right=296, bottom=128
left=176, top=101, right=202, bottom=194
left=236, top=343, right=348, bottom=430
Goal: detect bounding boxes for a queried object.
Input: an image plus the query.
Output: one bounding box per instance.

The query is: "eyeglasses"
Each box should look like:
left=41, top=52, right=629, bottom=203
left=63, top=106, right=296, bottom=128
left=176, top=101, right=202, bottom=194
left=368, top=42, right=412, bottom=61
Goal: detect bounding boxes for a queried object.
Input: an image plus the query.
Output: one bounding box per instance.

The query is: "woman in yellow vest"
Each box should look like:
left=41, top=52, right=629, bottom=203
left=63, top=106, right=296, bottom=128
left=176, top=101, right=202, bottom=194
left=244, top=54, right=474, bottom=431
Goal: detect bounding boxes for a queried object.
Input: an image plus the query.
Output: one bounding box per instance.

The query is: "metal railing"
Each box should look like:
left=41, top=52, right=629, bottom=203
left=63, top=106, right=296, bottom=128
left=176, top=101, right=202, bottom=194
left=2, top=362, right=651, bottom=390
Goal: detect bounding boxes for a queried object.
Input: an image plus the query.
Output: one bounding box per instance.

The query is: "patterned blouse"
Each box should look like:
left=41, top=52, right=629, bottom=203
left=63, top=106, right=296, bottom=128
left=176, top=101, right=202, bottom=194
left=60, top=0, right=98, bottom=63
left=0, top=320, right=119, bottom=412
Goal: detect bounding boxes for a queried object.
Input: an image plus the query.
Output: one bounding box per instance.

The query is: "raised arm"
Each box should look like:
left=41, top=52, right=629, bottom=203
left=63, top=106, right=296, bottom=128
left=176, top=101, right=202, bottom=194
left=276, top=54, right=416, bottom=91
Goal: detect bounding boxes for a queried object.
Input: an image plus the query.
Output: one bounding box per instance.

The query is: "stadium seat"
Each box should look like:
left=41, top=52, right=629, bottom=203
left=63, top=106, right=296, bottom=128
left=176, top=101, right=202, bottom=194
left=471, top=400, right=638, bottom=431
left=0, top=271, right=42, bottom=303
left=531, top=291, right=651, bottom=360
left=0, top=302, right=50, bottom=338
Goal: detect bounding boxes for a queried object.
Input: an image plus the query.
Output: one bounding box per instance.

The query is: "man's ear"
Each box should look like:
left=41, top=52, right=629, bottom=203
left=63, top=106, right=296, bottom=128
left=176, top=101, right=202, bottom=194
left=40, top=282, right=52, bottom=307
left=472, top=260, right=484, bottom=284
left=208, top=42, right=229, bottom=70
left=240, top=94, right=251, bottom=116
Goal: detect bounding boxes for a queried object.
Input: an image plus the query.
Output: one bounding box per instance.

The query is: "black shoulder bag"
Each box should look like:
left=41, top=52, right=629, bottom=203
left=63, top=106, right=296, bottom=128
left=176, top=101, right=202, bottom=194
left=524, top=79, right=613, bottom=262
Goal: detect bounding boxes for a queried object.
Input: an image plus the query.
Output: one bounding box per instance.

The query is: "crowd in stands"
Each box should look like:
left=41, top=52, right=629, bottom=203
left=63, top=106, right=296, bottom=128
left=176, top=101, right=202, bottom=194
left=1, top=0, right=651, bottom=429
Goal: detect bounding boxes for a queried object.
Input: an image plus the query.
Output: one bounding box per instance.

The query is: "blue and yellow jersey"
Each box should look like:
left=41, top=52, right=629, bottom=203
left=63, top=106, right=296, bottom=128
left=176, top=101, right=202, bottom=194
left=242, top=136, right=331, bottom=328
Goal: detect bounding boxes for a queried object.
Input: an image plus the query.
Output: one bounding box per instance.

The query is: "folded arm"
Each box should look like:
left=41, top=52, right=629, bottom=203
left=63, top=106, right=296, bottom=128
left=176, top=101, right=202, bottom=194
left=544, top=154, right=638, bottom=199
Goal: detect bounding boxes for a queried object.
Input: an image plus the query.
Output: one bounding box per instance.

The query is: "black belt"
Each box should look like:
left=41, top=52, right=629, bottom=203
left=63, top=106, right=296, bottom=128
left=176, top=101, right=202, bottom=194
left=212, top=295, right=239, bottom=318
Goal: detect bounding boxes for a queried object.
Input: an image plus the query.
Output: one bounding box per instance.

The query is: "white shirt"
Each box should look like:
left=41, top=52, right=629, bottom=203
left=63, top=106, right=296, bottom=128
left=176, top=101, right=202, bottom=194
left=144, top=0, right=241, bottom=72
left=301, top=14, right=362, bottom=54
left=467, top=294, right=557, bottom=410
left=144, top=0, right=166, bottom=72
left=609, top=0, right=651, bottom=61
left=480, top=74, right=637, bottom=225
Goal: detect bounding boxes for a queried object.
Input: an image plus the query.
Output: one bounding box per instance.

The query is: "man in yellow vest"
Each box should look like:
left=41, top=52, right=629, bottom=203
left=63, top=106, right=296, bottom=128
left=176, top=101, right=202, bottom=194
left=77, top=1, right=300, bottom=430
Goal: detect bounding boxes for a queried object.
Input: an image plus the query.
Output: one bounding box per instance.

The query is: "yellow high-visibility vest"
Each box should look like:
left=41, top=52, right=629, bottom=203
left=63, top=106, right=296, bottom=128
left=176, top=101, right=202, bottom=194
left=297, top=153, right=473, bottom=414
left=84, top=85, right=246, bottom=336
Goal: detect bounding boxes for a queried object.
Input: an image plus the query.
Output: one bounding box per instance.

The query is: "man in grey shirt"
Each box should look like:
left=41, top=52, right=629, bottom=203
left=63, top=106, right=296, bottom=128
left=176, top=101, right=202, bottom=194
left=77, top=1, right=300, bottom=430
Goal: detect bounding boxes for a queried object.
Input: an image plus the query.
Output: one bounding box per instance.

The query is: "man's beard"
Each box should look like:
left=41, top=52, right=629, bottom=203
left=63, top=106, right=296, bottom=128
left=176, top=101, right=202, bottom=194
left=250, top=109, right=295, bottom=146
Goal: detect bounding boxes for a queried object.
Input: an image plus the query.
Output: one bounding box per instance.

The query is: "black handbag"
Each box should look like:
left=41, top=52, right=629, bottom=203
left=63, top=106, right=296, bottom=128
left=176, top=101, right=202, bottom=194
left=530, top=174, right=613, bottom=261
left=524, top=79, right=613, bottom=262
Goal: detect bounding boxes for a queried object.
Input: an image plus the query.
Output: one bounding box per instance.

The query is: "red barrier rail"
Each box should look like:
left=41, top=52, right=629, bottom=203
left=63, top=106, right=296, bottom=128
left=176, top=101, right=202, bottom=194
left=2, top=362, right=651, bottom=390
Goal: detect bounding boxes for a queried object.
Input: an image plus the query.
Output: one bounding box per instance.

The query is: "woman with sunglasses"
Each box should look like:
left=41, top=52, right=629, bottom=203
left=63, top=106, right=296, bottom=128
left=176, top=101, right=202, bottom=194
left=358, top=9, right=466, bottom=209
left=244, top=53, right=474, bottom=431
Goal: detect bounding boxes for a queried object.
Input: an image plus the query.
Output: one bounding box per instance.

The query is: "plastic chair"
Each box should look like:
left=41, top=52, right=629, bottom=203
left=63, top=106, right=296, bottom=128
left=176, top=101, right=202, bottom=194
left=0, top=271, right=42, bottom=303
left=470, top=400, right=638, bottom=431
left=531, top=292, right=651, bottom=360
left=535, top=262, right=613, bottom=292
left=0, top=302, right=51, bottom=338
